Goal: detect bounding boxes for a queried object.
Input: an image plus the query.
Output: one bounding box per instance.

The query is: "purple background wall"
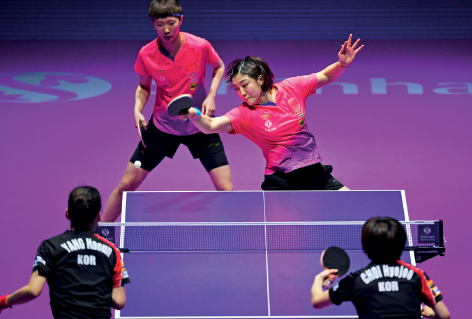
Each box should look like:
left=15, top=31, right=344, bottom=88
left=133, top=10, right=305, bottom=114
left=1, top=0, right=471, bottom=318
left=2, top=0, right=472, bottom=40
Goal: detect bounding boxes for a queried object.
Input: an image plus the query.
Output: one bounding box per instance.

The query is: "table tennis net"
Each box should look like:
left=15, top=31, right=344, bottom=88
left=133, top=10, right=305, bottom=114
left=96, top=221, right=442, bottom=252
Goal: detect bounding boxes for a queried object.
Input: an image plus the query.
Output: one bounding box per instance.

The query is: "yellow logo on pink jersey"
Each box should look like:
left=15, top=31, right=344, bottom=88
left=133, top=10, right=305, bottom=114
left=187, top=63, right=197, bottom=71
left=288, top=97, right=299, bottom=108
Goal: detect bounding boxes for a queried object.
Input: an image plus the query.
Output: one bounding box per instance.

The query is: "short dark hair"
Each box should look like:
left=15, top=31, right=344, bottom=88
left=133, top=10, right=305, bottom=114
left=148, top=0, right=182, bottom=20
left=362, top=217, right=407, bottom=264
left=225, top=56, right=275, bottom=94
left=68, top=186, right=101, bottom=229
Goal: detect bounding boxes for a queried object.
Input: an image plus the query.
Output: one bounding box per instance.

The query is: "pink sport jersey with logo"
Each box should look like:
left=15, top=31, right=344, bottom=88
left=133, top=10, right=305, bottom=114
left=135, top=32, right=220, bottom=136
left=225, top=74, right=321, bottom=175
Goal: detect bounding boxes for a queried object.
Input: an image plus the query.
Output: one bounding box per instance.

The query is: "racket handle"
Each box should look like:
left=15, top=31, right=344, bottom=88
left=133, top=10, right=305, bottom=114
left=323, top=279, right=332, bottom=288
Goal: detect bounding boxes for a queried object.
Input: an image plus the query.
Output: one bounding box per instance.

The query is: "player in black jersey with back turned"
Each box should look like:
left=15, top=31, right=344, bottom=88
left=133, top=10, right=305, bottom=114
left=311, top=216, right=450, bottom=319
left=0, top=186, right=130, bottom=318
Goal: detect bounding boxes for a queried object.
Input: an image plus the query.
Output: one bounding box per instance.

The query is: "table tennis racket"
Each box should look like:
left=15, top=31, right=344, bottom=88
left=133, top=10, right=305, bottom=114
left=320, top=246, right=350, bottom=287
left=137, top=121, right=146, bottom=148
left=167, top=94, right=193, bottom=116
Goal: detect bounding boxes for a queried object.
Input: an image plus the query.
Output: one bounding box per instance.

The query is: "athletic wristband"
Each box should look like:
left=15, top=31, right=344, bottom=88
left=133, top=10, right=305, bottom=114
left=338, top=61, right=350, bottom=68
left=0, top=295, right=11, bottom=311
left=189, top=108, right=202, bottom=122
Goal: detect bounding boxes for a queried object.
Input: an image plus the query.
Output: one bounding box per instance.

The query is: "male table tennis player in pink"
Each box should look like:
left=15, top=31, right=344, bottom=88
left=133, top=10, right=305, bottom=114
left=102, top=0, right=233, bottom=222
left=179, top=35, right=362, bottom=190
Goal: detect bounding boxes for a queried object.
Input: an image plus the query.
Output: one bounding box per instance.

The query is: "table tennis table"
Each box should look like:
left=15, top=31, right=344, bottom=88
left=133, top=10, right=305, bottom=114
left=97, top=191, right=445, bottom=319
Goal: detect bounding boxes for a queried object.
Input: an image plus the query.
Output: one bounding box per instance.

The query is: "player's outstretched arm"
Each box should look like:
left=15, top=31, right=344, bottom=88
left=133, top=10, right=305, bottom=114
left=315, top=34, right=364, bottom=89
left=180, top=107, right=234, bottom=134
left=134, top=74, right=153, bottom=130
left=112, top=286, right=126, bottom=310
left=311, top=269, right=337, bottom=309
left=0, top=270, right=46, bottom=312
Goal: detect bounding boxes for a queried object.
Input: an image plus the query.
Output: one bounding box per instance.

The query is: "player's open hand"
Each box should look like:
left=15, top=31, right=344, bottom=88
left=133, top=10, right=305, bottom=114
left=134, top=111, right=147, bottom=130
left=202, top=96, right=216, bottom=117
left=338, top=34, right=364, bottom=67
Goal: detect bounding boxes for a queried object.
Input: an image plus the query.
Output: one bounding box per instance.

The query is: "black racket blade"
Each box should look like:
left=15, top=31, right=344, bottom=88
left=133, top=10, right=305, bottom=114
left=167, top=94, right=193, bottom=116
left=322, top=246, right=350, bottom=277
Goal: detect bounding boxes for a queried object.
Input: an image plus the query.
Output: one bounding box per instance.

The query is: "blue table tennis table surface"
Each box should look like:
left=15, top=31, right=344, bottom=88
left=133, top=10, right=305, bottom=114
left=116, top=191, right=413, bottom=319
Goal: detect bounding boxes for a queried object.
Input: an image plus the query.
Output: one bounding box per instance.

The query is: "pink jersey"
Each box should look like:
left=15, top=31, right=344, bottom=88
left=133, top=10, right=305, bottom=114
left=225, top=74, right=321, bottom=175
left=135, top=32, right=220, bottom=136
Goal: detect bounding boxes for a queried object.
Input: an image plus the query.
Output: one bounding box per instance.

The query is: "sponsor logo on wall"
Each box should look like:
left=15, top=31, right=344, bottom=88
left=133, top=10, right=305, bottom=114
left=0, top=72, right=112, bottom=103
left=313, top=78, right=472, bottom=95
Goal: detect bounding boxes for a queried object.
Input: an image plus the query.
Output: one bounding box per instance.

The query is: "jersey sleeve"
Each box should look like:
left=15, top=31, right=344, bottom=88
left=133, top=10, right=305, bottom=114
left=135, top=50, right=150, bottom=76
left=421, top=272, right=443, bottom=307
left=224, top=106, right=248, bottom=135
left=120, top=259, right=131, bottom=286
left=283, top=73, right=318, bottom=100
left=33, top=241, right=53, bottom=276
left=112, top=248, right=131, bottom=288
left=329, top=273, right=357, bottom=305
left=204, top=40, right=221, bottom=65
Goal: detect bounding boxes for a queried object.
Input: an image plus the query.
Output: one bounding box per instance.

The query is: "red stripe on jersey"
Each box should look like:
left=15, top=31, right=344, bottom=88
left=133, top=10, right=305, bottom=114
left=398, top=260, right=436, bottom=307
left=94, top=233, right=122, bottom=288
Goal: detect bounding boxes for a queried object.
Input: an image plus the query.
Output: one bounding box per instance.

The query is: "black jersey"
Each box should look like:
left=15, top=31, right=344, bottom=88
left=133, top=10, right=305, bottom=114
left=32, top=230, right=130, bottom=319
left=329, top=260, right=443, bottom=319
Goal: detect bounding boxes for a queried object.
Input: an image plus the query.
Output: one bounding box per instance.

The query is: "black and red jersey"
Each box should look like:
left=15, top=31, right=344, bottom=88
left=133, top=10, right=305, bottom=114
left=329, top=260, right=443, bottom=319
left=33, top=230, right=130, bottom=319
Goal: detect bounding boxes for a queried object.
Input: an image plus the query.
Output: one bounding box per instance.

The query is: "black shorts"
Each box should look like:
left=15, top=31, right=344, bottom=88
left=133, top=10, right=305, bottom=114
left=261, top=163, right=345, bottom=190
left=130, top=119, right=229, bottom=172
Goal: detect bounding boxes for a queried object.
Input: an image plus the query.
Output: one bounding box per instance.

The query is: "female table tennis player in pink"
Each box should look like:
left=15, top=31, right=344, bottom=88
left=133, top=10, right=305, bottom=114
left=180, top=34, right=362, bottom=190
left=102, top=0, right=234, bottom=222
